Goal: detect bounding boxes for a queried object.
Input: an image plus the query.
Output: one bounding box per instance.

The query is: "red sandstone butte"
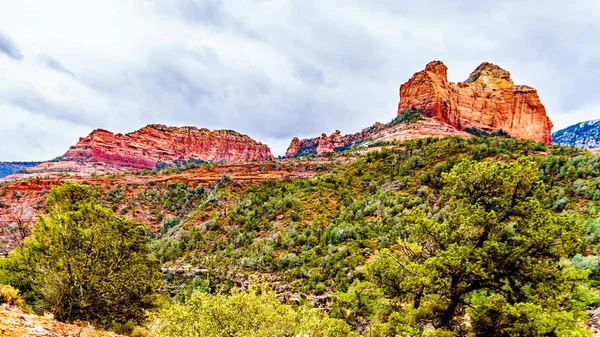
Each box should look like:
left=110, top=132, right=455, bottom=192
left=62, top=124, right=273, bottom=170
left=398, top=61, right=553, bottom=144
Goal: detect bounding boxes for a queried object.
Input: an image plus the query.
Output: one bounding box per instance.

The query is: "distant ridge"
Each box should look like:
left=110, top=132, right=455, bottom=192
left=553, top=120, right=600, bottom=149
left=0, top=162, right=40, bottom=179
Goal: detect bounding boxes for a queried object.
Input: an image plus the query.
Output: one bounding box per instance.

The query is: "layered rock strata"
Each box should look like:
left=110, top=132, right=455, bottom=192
left=398, top=61, right=553, bottom=144
left=60, top=125, right=272, bottom=170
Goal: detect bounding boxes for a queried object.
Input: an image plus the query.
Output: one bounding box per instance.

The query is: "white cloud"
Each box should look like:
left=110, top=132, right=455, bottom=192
left=0, top=0, right=599, bottom=160
left=0, top=103, right=90, bottom=161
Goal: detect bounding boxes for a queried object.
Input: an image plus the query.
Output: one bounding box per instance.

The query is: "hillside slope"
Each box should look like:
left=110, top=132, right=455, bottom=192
left=142, top=137, right=599, bottom=299
left=286, top=112, right=470, bottom=158
left=2, top=135, right=600, bottom=335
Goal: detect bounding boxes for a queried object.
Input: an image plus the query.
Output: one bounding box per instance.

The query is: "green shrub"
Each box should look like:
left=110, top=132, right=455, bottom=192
left=130, top=326, right=150, bottom=337
left=464, top=127, right=512, bottom=138
left=391, top=110, right=424, bottom=125
left=0, top=284, right=24, bottom=307
left=150, top=286, right=354, bottom=337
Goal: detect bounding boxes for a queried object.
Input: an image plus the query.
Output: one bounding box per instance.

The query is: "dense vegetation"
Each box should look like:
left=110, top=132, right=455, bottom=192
left=2, top=135, right=600, bottom=336
left=366, top=159, right=588, bottom=335
left=391, top=109, right=424, bottom=125
left=152, top=286, right=354, bottom=337
left=464, top=127, right=512, bottom=138
left=154, top=158, right=210, bottom=171
left=147, top=136, right=600, bottom=335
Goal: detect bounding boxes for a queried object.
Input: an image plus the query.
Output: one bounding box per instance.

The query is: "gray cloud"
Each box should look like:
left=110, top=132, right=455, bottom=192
left=39, top=55, right=75, bottom=77
left=9, top=89, right=91, bottom=126
left=293, top=61, right=325, bottom=86
left=143, top=64, right=213, bottom=106
left=0, top=32, right=22, bottom=60
left=174, top=0, right=223, bottom=25
left=0, top=0, right=599, bottom=161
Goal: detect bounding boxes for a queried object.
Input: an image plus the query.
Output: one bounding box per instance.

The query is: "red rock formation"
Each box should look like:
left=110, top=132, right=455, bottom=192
left=315, top=133, right=333, bottom=154
left=286, top=125, right=383, bottom=158
left=285, top=138, right=301, bottom=158
left=61, top=125, right=273, bottom=170
left=285, top=116, right=470, bottom=158
left=315, top=131, right=343, bottom=154
left=398, top=61, right=553, bottom=144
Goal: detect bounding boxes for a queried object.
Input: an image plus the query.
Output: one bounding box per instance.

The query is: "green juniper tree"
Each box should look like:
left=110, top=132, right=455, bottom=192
left=368, top=158, right=591, bottom=336
left=0, top=182, right=161, bottom=330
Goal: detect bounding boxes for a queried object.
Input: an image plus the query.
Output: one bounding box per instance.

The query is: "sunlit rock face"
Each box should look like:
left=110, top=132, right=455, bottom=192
left=62, top=124, right=273, bottom=170
left=398, top=61, right=553, bottom=144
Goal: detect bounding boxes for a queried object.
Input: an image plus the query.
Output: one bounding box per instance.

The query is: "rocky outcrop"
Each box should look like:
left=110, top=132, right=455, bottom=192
left=285, top=138, right=301, bottom=158
left=285, top=115, right=470, bottom=158
left=553, top=119, right=600, bottom=149
left=286, top=123, right=387, bottom=158
left=285, top=60, right=552, bottom=157
left=61, top=125, right=272, bottom=170
left=398, top=61, right=553, bottom=144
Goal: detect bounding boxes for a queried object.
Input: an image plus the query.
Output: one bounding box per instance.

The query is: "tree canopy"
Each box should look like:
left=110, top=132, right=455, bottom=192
left=367, top=158, right=591, bottom=336
left=151, top=286, right=355, bottom=337
left=0, top=181, right=161, bottom=329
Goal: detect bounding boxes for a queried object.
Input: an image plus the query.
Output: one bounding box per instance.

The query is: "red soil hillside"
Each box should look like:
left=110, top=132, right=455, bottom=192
left=0, top=156, right=348, bottom=252
left=0, top=304, right=121, bottom=337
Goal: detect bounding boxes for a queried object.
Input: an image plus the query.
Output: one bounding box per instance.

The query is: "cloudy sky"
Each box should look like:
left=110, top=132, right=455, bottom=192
left=0, top=0, right=599, bottom=161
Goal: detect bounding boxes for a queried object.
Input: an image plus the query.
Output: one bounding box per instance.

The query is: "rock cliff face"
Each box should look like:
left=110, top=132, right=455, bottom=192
left=61, top=125, right=272, bottom=170
left=398, top=61, right=553, bottom=144
left=553, top=120, right=600, bottom=149
left=285, top=138, right=301, bottom=158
